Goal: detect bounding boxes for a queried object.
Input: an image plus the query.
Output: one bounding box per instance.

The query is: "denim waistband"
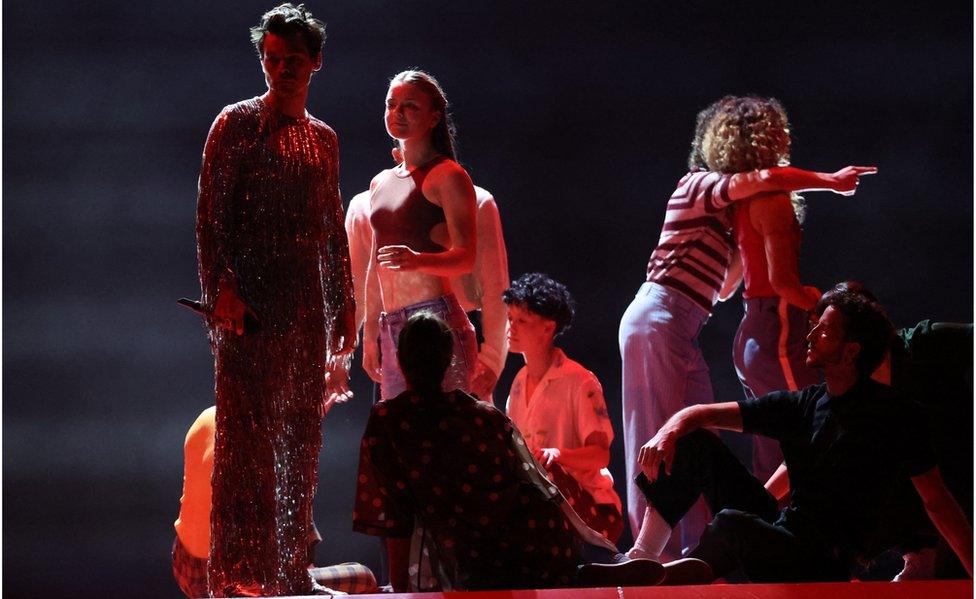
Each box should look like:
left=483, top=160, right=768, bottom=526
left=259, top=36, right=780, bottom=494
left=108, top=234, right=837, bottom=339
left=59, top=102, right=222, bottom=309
left=380, top=294, right=463, bottom=327
left=743, top=296, right=783, bottom=309
left=641, top=281, right=709, bottom=320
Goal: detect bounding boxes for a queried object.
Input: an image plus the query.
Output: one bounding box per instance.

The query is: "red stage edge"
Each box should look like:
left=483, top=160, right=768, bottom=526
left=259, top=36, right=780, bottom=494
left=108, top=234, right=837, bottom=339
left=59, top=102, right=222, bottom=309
left=281, top=580, right=973, bottom=599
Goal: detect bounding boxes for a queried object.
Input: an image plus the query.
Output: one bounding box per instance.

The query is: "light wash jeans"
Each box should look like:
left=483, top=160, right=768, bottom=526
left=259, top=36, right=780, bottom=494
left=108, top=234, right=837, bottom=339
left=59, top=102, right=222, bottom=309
left=379, top=294, right=477, bottom=400
left=619, top=282, right=712, bottom=555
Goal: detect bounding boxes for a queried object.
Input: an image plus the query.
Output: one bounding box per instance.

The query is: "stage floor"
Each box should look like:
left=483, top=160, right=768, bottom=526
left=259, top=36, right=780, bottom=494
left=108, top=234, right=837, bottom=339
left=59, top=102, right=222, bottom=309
left=285, top=580, right=973, bottom=599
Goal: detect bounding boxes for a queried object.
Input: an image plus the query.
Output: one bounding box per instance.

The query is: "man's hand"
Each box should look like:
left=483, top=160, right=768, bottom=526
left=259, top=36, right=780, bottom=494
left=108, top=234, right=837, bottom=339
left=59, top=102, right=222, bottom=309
left=638, top=425, right=679, bottom=482
left=362, top=338, right=382, bottom=383
left=828, top=166, right=877, bottom=196
left=377, top=245, right=422, bottom=271
left=330, top=311, right=358, bottom=356
left=321, top=354, right=353, bottom=417
left=212, top=280, right=255, bottom=335
left=469, top=360, right=498, bottom=400
left=534, top=447, right=561, bottom=468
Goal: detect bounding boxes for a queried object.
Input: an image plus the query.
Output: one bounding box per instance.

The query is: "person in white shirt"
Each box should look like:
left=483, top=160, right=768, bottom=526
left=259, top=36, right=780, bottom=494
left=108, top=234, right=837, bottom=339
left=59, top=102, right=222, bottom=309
left=504, top=273, right=623, bottom=542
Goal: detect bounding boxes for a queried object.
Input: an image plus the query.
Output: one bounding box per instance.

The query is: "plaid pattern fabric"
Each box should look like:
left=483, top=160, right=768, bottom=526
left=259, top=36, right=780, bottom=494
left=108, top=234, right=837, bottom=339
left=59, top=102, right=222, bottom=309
left=173, top=537, right=377, bottom=597
left=310, top=562, right=378, bottom=594
left=172, top=537, right=208, bottom=598
left=546, top=463, right=625, bottom=543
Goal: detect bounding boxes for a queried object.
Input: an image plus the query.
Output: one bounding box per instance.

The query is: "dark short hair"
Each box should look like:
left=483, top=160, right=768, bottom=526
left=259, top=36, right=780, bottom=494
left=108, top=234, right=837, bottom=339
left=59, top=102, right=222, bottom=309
left=815, top=281, right=879, bottom=315
left=502, top=273, right=576, bottom=337
left=250, top=3, right=326, bottom=60
left=397, top=312, right=453, bottom=392
left=816, top=286, right=893, bottom=376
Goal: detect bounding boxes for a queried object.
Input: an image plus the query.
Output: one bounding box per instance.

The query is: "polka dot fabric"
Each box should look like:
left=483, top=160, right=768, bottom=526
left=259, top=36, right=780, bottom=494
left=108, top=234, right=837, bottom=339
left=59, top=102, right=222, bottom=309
left=353, top=390, right=580, bottom=590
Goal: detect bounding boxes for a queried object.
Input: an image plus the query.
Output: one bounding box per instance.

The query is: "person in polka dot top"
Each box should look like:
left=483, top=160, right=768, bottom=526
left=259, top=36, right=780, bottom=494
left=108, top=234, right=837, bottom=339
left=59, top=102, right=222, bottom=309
left=353, top=312, right=666, bottom=591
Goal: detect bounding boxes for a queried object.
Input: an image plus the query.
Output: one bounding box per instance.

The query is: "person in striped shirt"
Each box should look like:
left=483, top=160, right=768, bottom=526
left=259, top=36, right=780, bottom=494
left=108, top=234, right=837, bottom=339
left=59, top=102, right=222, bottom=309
left=620, top=96, right=875, bottom=560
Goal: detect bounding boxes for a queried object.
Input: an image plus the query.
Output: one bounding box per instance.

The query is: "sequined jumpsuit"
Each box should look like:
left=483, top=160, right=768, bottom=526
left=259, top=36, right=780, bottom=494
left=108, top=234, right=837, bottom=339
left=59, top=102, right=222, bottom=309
left=196, top=97, right=354, bottom=597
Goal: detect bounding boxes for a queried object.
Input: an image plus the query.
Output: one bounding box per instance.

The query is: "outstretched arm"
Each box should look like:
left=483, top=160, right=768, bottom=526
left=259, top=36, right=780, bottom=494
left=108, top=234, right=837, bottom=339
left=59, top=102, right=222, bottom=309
left=638, top=402, right=743, bottom=482
left=912, top=466, right=973, bottom=576
left=727, top=165, right=877, bottom=201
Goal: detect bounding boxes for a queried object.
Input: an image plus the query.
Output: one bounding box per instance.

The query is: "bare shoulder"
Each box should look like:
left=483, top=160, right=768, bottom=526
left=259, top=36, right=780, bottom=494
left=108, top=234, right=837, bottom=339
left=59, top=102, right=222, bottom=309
left=424, top=159, right=474, bottom=204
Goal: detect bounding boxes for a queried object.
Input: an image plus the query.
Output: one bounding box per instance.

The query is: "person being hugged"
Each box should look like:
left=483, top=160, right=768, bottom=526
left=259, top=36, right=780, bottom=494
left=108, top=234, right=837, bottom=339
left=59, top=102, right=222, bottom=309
left=620, top=95, right=876, bottom=558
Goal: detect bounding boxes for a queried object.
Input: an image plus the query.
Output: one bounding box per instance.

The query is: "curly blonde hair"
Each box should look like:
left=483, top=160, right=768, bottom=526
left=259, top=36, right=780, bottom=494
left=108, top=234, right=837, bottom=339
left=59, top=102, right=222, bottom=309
left=693, top=95, right=804, bottom=221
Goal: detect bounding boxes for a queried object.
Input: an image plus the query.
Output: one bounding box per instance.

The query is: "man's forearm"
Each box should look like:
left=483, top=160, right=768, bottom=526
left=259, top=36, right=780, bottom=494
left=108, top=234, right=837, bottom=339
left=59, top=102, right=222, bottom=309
left=671, top=402, right=744, bottom=435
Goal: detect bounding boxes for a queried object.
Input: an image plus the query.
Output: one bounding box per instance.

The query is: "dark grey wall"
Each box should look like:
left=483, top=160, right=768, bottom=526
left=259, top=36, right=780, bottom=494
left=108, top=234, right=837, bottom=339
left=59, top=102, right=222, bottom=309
left=3, top=1, right=972, bottom=597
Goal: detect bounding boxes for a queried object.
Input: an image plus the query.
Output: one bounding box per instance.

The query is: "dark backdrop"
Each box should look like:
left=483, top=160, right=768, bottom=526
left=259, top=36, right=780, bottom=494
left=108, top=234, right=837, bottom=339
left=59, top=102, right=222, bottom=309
left=3, top=1, right=972, bottom=597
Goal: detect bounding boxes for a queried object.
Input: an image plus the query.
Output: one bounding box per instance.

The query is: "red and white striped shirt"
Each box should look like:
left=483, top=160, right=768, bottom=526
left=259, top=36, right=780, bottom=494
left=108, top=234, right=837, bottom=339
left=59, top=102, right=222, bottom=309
left=646, top=170, right=736, bottom=313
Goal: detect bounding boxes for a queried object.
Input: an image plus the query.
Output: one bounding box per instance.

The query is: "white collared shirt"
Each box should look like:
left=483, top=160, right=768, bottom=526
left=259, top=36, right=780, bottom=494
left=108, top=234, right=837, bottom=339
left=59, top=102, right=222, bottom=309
left=506, top=349, right=621, bottom=509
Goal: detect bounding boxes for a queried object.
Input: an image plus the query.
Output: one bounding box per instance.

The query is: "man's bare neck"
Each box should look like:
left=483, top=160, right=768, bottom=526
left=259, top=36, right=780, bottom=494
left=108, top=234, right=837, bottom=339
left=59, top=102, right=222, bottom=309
left=262, top=91, right=308, bottom=119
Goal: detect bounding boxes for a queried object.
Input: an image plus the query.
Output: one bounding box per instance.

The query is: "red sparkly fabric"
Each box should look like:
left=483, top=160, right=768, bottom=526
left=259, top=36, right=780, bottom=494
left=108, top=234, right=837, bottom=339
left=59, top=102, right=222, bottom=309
left=353, top=390, right=580, bottom=591
left=196, top=97, right=353, bottom=597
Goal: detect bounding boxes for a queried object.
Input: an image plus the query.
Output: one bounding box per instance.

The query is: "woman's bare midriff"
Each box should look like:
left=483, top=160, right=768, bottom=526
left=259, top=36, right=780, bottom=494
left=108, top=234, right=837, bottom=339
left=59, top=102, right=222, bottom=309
left=379, top=269, right=453, bottom=313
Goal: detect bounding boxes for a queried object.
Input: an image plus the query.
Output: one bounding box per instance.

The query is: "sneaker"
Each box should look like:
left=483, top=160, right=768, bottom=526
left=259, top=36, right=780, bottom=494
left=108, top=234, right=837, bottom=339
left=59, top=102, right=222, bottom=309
left=893, top=549, right=937, bottom=582
left=577, top=558, right=665, bottom=588
left=661, top=558, right=713, bottom=586
left=625, top=546, right=658, bottom=561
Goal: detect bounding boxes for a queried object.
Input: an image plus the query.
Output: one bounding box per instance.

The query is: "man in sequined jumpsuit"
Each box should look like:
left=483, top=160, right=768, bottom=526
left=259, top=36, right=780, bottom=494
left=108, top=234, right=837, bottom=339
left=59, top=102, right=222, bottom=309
left=195, top=4, right=356, bottom=596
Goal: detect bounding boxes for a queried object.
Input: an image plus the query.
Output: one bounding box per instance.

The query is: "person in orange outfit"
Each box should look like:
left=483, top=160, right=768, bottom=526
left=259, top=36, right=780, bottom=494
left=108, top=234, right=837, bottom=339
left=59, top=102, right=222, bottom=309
left=172, top=406, right=377, bottom=598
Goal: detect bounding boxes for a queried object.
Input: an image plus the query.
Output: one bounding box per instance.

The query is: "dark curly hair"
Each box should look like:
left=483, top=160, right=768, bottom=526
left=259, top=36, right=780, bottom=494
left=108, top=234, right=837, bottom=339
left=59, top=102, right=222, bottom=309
left=397, top=312, right=453, bottom=393
left=814, top=283, right=893, bottom=376
left=502, top=273, right=576, bottom=337
left=250, top=3, right=327, bottom=61
left=815, top=281, right=880, bottom=316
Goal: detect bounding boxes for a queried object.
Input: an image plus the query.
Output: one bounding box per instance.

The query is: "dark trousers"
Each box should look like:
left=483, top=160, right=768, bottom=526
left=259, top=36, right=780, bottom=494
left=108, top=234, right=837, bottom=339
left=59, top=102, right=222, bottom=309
left=635, top=430, right=848, bottom=582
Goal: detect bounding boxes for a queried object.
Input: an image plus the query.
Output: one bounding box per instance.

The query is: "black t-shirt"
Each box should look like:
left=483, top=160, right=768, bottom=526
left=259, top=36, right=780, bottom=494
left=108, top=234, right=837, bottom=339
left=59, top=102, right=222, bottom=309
left=892, top=320, right=974, bottom=510
left=739, top=379, right=937, bottom=557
